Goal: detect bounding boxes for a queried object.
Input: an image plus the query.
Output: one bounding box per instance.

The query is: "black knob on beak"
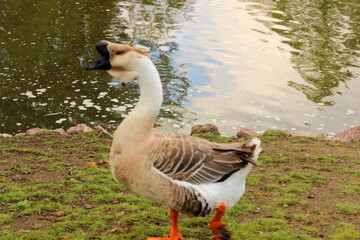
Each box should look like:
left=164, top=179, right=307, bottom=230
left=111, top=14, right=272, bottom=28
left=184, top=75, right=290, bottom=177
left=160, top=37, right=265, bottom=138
left=86, top=40, right=111, bottom=70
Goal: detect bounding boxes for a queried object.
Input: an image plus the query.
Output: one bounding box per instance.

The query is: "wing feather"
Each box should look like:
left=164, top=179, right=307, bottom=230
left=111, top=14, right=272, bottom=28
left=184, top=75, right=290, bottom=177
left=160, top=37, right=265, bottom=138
left=149, top=129, right=258, bottom=184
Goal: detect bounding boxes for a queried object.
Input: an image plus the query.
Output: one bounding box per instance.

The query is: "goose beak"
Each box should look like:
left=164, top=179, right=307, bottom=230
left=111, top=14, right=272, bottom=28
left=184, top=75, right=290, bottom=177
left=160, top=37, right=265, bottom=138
left=86, top=40, right=111, bottom=70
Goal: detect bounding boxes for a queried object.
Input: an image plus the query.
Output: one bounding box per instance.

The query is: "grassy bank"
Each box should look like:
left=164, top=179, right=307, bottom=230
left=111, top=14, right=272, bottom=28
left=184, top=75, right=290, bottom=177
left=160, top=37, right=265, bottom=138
left=0, top=131, right=359, bottom=239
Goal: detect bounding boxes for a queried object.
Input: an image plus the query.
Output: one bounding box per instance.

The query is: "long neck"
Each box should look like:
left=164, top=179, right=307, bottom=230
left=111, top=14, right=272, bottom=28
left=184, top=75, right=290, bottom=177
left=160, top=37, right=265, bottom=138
left=130, top=63, right=163, bottom=129
left=115, top=59, right=163, bottom=147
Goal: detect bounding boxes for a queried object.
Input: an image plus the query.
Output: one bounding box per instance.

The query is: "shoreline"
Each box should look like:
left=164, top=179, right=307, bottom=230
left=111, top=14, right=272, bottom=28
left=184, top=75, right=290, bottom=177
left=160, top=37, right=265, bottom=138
left=1, top=123, right=359, bottom=143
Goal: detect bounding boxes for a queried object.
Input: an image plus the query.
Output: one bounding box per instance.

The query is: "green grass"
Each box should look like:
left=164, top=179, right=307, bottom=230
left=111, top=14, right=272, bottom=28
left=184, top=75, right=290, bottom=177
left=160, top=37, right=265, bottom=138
left=300, top=155, right=340, bottom=164
left=0, top=185, right=32, bottom=202
left=191, top=133, right=237, bottom=143
left=336, top=167, right=360, bottom=176
left=262, top=148, right=277, bottom=152
left=341, top=182, right=360, bottom=195
left=330, top=223, right=360, bottom=240
left=247, top=174, right=264, bottom=186
left=227, top=199, right=256, bottom=216
left=280, top=183, right=312, bottom=196
left=291, top=213, right=308, bottom=222
left=315, top=166, right=334, bottom=172
left=0, top=158, right=8, bottom=163
left=293, top=137, right=316, bottom=143
left=280, top=172, right=328, bottom=185
left=274, top=197, right=301, bottom=206
left=327, top=142, right=342, bottom=146
left=264, top=183, right=282, bottom=191
left=0, top=214, right=12, bottom=224
left=1, top=131, right=360, bottom=240
left=8, top=165, right=33, bottom=174
left=0, top=145, right=59, bottom=156
left=260, top=130, right=286, bottom=141
left=49, top=161, right=67, bottom=171
left=10, top=200, right=68, bottom=215
left=86, top=142, right=111, bottom=152
left=44, top=139, right=73, bottom=148
left=231, top=218, right=316, bottom=240
left=259, top=155, right=294, bottom=166
left=336, top=202, right=360, bottom=215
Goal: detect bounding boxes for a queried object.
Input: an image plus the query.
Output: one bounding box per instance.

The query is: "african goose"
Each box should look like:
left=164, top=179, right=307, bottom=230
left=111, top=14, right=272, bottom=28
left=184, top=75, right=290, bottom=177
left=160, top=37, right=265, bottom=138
left=87, top=40, right=261, bottom=240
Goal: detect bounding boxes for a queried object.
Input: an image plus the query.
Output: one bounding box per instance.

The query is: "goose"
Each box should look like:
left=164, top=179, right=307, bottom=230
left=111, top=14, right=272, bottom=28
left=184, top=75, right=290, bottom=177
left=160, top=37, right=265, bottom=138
left=87, top=40, right=261, bottom=240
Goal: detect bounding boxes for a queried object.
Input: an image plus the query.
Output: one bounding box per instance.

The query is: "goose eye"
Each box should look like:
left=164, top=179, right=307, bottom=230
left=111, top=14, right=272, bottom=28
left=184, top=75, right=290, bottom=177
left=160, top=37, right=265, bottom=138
left=115, top=50, right=125, bottom=55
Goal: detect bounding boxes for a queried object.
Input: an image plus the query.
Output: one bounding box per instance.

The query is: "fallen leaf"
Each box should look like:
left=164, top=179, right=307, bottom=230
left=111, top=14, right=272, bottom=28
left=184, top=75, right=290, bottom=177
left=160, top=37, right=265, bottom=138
left=50, top=210, right=66, bottom=217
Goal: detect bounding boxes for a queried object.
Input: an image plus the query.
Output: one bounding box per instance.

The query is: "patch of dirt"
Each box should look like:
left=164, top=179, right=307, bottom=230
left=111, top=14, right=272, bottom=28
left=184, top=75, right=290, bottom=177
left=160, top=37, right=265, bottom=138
left=0, top=133, right=111, bottom=185
left=8, top=214, right=59, bottom=232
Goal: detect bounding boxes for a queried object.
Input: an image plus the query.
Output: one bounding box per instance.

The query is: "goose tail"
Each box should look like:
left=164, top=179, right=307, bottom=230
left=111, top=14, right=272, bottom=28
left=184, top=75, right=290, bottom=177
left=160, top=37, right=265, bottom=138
left=246, top=138, right=262, bottom=163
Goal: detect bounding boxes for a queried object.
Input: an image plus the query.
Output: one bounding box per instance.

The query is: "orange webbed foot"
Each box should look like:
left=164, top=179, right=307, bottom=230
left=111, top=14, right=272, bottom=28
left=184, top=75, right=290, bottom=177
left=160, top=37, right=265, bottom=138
left=209, top=202, right=232, bottom=240
left=147, top=236, right=184, bottom=240
left=147, top=209, right=184, bottom=240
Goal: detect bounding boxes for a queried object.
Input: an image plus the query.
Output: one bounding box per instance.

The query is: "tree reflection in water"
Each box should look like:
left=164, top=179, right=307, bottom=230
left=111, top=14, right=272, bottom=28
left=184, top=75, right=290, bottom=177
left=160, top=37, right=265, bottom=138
left=269, top=0, right=359, bottom=105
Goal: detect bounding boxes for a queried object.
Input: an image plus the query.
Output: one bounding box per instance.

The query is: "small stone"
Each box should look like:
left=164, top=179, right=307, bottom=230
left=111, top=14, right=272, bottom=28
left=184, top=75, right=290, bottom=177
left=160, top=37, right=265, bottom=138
left=331, top=125, right=360, bottom=142
left=66, top=124, right=93, bottom=134
left=26, top=128, right=46, bottom=135
left=84, top=204, right=93, bottom=209
left=50, top=210, right=66, bottom=217
left=0, top=133, right=12, bottom=138
left=15, top=132, right=26, bottom=137
left=53, top=128, right=65, bottom=134
left=25, top=128, right=65, bottom=136
left=236, top=128, right=259, bottom=138
left=94, top=125, right=113, bottom=138
left=191, top=123, right=220, bottom=136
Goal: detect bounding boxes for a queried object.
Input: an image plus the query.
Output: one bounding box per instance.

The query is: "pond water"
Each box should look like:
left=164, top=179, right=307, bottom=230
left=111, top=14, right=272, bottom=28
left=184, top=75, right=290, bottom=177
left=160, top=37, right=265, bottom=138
left=0, top=0, right=359, bottom=136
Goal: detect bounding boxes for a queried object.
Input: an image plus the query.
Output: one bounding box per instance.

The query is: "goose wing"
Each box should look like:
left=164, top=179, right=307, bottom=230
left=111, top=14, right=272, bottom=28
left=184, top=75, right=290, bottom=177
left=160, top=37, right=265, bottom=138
left=148, top=129, right=258, bottom=185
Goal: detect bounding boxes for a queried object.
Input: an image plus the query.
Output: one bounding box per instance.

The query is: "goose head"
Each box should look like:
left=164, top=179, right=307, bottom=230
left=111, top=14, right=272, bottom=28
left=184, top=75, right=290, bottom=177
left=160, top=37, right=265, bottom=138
left=86, top=40, right=150, bottom=85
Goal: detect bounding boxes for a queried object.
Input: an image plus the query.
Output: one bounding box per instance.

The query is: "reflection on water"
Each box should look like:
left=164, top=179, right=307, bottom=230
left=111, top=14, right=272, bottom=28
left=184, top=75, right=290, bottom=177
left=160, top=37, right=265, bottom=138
left=177, top=0, right=359, bottom=135
left=274, top=0, right=360, bottom=106
left=0, top=0, right=194, bottom=134
left=0, top=0, right=359, bottom=136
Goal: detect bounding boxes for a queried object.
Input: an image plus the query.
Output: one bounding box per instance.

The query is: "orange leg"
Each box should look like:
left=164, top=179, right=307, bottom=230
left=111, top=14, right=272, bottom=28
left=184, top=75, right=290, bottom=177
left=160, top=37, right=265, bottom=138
left=209, top=202, right=231, bottom=240
left=147, top=209, right=184, bottom=240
